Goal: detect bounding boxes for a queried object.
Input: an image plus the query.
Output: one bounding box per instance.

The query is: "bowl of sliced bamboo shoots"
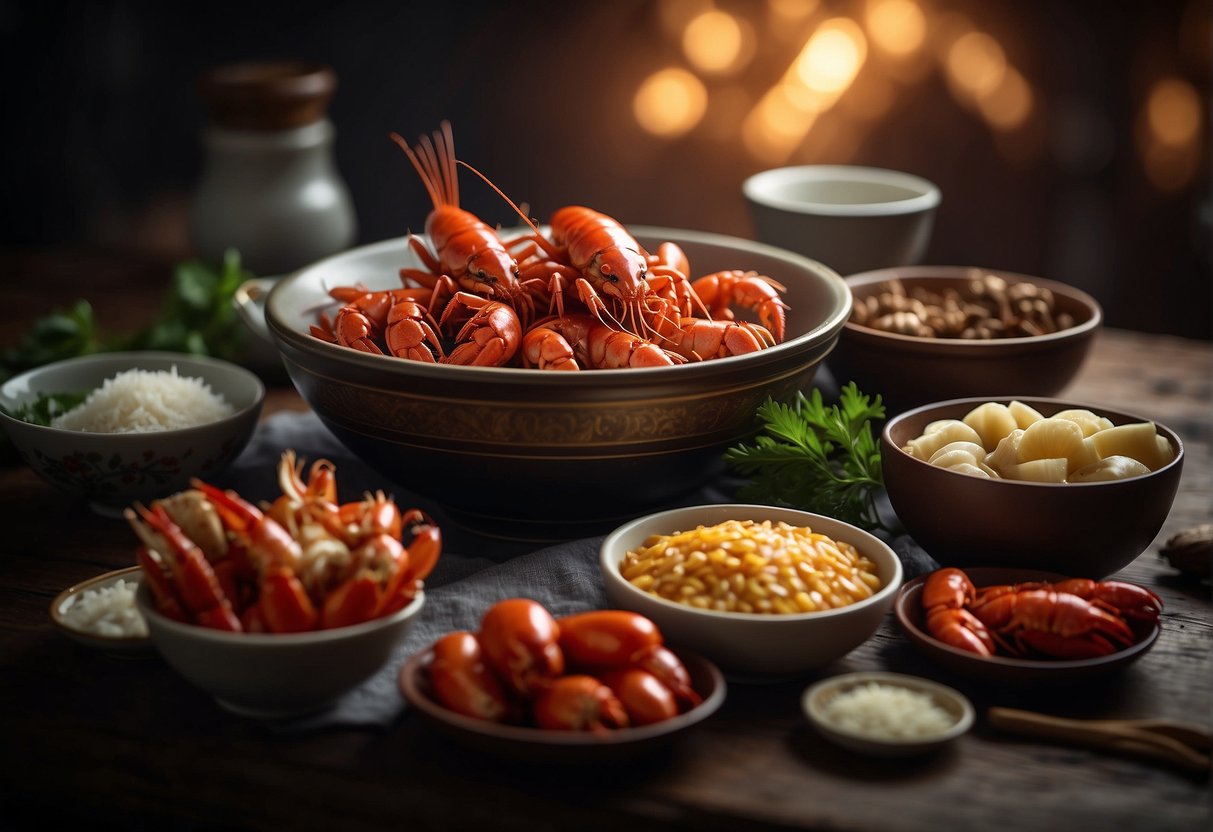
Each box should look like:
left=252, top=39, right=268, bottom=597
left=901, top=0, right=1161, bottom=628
left=882, top=397, right=1184, bottom=578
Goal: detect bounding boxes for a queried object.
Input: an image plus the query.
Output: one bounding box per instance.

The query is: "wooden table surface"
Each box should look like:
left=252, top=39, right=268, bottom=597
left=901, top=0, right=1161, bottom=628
left=1, top=251, right=1210, bottom=831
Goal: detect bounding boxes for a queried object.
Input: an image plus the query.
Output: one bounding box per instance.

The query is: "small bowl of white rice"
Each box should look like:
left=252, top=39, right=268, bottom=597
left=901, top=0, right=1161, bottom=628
left=0, top=351, right=264, bottom=515
left=803, top=671, right=974, bottom=756
left=50, top=566, right=153, bottom=656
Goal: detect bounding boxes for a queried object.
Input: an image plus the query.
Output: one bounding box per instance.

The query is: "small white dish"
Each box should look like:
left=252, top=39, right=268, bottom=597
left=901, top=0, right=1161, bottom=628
left=744, top=164, right=940, bottom=276
left=803, top=671, right=974, bottom=756
left=50, top=566, right=153, bottom=656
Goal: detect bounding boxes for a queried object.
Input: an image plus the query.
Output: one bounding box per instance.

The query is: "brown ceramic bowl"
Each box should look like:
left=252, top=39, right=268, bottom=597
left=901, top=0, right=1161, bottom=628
left=882, top=398, right=1184, bottom=578
left=261, top=227, right=851, bottom=539
left=398, top=645, right=726, bottom=763
left=829, top=266, right=1102, bottom=413
left=894, top=568, right=1162, bottom=684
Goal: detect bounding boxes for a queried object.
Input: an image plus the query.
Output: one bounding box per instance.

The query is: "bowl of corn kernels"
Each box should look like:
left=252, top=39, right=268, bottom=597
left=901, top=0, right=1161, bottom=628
left=828, top=266, right=1102, bottom=414
left=599, top=504, right=903, bottom=677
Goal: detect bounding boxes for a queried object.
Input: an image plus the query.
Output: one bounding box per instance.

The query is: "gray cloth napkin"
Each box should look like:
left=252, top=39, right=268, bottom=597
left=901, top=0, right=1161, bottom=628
left=212, top=401, right=938, bottom=731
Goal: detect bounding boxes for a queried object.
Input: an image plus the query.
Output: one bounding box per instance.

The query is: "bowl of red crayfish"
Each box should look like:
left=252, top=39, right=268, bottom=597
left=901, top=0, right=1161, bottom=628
left=129, top=449, right=441, bottom=718
left=398, top=599, right=726, bottom=762
left=252, top=125, right=851, bottom=540
left=893, top=567, right=1163, bottom=684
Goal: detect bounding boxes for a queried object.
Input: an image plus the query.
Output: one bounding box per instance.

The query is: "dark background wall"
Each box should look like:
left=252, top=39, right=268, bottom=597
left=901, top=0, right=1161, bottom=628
left=3, top=0, right=1209, bottom=338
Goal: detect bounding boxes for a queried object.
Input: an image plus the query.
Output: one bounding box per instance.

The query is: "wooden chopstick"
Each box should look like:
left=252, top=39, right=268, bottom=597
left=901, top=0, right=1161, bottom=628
left=987, top=707, right=1212, bottom=774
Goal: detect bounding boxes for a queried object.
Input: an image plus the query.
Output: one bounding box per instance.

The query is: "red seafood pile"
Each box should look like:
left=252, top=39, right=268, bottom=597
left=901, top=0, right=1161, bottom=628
left=126, top=450, right=441, bottom=633
left=423, top=598, right=702, bottom=731
left=921, top=567, right=1162, bottom=660
left=309, top=121, right=788, bottom=369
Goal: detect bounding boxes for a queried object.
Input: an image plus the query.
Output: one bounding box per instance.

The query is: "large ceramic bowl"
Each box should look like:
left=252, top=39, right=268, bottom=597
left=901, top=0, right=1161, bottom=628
left=829, top=266, right=1102, bottom=413
left=599, top=504, right=903, bottom=677
left=882, top=397, right=1184, bottom=577
left=0, top=352, right=264, bottom=515
left=136, top=583, right=425, bottom=719
left=259, top=227, right=851, bottom=539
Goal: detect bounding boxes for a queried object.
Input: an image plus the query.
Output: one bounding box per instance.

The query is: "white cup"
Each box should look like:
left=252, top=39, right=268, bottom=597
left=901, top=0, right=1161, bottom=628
left=743, top=165, right=941, bottom=276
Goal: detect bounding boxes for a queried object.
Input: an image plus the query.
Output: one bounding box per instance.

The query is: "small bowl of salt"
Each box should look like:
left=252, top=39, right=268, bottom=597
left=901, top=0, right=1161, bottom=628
left=50, top=566, right=153, bottom=656
left=803, top=671, right=974, bottom=757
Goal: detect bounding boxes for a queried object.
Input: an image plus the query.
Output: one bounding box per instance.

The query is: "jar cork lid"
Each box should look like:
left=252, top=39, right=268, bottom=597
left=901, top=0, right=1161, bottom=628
left=199, top=61, right=337, bottom=130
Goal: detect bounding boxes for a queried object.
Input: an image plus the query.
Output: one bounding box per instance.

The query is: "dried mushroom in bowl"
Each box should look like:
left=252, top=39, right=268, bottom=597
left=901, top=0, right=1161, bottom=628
left=850, top=274, right=1077, bottom=339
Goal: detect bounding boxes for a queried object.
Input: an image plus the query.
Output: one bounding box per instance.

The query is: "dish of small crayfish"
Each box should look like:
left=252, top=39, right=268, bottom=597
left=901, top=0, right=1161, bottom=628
left=399, top=615, right=726, bottom=763
left=894, top=567, right=1162, bottom=684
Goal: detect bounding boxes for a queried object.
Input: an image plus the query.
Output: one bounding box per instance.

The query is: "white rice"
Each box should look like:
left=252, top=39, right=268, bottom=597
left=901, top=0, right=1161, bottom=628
left=61, top=578, right=149, bottom=638
left=51, top=366, right=235, bottom=433
left=823, top=682, right=955, bottom=740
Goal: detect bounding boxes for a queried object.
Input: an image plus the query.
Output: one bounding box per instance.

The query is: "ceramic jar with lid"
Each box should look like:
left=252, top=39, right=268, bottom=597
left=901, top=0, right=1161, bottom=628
left=188, top=61, right=357, bottom=276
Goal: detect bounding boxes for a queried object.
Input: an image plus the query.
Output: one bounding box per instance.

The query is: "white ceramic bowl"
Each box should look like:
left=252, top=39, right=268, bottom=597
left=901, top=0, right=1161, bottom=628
left=744, top=165, right=940, bottom=276
left=600, top=504, right=903, bottom=677
left=0, top=351, right=264, bottom=515
left=49, top=566, right=153, bottom=656
left=802, top=671, right=974, bottom=756
left=136, top=583, right=425, bottom=719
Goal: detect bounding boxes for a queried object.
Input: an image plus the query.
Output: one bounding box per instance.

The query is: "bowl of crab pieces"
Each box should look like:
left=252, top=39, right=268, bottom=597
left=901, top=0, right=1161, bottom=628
left=128, top=449, right=441, bottom=719
left=249, top=122, right=852, bottom=539
left=397, top=598, right=726, bottom=762
left=894, top=566, right=1164, bottom=684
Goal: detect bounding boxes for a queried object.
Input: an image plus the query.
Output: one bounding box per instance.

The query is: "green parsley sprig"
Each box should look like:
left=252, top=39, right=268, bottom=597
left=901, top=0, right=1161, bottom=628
left=1, top=250, right=251, bottom=386
left=724, top=383, right=895, bottom=533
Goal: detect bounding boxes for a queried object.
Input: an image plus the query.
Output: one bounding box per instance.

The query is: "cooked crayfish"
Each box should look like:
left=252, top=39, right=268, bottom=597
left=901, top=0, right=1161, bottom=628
left=311, top=287, right=445, bottom=361
left=520, top=313, right=684, bottom=370
left=128, top=451, right=441, bottom=633
left=310, top=122, right=791, bottom=369
left=921, top=567, right=1161, bottom=659
left=425, top=600, right=700, bottom=732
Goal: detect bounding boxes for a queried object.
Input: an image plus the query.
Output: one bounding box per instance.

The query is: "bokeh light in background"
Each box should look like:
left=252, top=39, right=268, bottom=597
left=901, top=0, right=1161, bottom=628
left=743, top=17, right=868, bottom=162
left=864, top=0, right=926, bottom=58
left=634, top=68, right=709, bottom=138
left=682, top=9, right=755, bottom=76
left=638, top=1, right=1053, bottom=164
left=1139, top=77, right=1203, bottom=192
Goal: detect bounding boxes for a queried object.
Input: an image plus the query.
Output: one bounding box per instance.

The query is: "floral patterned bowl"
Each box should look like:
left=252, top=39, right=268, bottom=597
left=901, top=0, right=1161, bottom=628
left=0, top=351, right=264, bottom=515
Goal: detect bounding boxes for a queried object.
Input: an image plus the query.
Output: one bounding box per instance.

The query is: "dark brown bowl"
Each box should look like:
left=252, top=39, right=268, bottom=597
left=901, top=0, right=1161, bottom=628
left=829, top=267, right=1102, bottom=413
left=882, top=397, right=1184, bottom=578
left=894, top=568, right=1161, bottom=684
left=263, top=227, right=851, bottom=539
left=397, top=646, right=726, bottom=763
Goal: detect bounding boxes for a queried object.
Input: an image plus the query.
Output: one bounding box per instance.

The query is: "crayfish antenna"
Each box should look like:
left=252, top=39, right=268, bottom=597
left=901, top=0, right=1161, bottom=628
left=456, top=159, right=563, bottom=259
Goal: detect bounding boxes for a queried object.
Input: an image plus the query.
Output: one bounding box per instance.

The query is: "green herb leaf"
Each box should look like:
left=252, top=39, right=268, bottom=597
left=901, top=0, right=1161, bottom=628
left=724, top=382, right=893, bottom=533
left=0, top=300, right=105, bottom=382
left=128, top=248, right=250, bottom=361
left=3, top=391, right=88, bottom=426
